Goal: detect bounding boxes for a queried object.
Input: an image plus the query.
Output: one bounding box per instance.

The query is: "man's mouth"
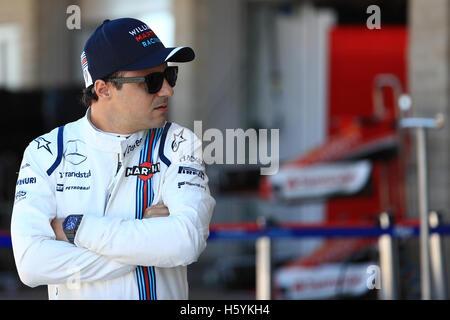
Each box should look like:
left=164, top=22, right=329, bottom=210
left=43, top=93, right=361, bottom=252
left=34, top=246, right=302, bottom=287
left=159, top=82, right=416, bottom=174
left=154, top=104, right=168, bottom=111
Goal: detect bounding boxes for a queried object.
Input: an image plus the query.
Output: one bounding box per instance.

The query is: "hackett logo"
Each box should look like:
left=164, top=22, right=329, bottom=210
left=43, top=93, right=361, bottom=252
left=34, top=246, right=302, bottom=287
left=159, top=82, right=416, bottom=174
left=125, top=162, right=160, bottom=181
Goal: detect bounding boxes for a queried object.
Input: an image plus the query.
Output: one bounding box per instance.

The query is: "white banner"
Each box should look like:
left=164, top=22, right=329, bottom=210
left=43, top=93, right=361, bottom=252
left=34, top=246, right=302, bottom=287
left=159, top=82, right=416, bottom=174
left=269, top=160, right=372, bottom=200
left=275, top=262, right=376, bottom=299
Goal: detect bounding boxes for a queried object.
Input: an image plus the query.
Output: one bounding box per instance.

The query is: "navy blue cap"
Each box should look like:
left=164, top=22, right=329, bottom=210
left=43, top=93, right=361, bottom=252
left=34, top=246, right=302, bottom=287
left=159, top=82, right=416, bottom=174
left=80, top=18, right=195, bottom=88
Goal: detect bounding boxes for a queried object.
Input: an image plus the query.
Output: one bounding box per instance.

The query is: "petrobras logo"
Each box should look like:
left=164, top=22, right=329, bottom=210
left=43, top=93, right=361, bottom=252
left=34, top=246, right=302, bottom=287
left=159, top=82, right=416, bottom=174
left=56, top=183, right=90, bottom=192
left=125, top=162, right=160, bottom=181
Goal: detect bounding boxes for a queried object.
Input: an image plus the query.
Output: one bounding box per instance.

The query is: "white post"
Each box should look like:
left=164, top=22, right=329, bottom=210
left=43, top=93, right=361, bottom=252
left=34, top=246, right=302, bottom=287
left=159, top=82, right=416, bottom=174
left=256, top=217, right=271, bottom=300
left=256, top=236, right=271, bottom=300
left=378, top=212, right=400, bottom=300
left=399, top=114, right=444, bottom=300
left=416, top=127, right=432, bottom=300
left=429, top=211, right=447, bottom=300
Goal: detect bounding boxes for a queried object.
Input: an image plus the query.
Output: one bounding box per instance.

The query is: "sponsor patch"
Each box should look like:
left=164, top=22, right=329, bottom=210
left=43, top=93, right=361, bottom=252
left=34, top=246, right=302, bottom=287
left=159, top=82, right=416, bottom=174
left=178, top=166, right=205, bottom=180
left=123, top=138, right=143, bottom=158
left=58, top=170, right=91, bottom=179
left=56, top=184, right=90, bottom=192
left=172, top=129, right=186, bottom=152
left=14, top=190, right=27, bottom=203
left=177, top=181, right=206, bottom=190
left=20, top=163, right=30, bottom=170
left=34, top=137, right=52, bottom=155
left=64, top=185, right=90, bottom=191
left=179, top=154, right=202, bottom=164
left=16, top=177, right=37, bottom=186
left=125, top=162, right=160, bottom=182
left=64, top=140, right=87, bottom=165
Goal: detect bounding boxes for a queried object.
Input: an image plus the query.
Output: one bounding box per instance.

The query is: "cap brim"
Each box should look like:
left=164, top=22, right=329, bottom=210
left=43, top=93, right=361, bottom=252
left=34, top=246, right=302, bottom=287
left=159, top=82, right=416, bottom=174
left=121, top=47, right=195, bottom=71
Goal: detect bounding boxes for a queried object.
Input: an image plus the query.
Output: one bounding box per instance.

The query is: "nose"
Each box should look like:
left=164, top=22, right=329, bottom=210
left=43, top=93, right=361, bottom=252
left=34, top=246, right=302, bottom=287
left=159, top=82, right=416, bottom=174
left=157, top=78, right=174, bottom=97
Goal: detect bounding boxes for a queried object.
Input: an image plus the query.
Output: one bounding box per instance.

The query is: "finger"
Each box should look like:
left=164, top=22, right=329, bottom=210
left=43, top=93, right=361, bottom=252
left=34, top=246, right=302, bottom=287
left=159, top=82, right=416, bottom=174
left=148, top=212, right=170, bottom=218
left=144, top=205, right=169, bottom=216
left=143, top=212, right=170, bottom=219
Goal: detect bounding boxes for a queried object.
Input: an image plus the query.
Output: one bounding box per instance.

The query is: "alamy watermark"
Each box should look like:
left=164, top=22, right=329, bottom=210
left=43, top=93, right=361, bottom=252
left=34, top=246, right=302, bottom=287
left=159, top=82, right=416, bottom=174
left=366, top=5, right=381, bottom=30
left=66, top=5, right=81, bottom=30
left=193, top=121, right=279, bottom=175
left=366, top=265, right=381, bottom=290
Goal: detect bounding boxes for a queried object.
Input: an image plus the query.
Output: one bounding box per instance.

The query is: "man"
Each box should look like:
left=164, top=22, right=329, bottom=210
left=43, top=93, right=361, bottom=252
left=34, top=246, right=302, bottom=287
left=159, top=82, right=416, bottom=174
left=10, top=17, right=215, bottom=300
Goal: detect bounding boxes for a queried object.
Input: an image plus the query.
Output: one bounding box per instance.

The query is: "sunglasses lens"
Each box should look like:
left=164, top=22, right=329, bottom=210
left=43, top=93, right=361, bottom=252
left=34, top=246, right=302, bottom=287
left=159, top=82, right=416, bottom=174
left=144, top=67, right=178, bottom=93
left=145, top=73, right=164, bottom=94
left=165, top=67, right=178, bottom=87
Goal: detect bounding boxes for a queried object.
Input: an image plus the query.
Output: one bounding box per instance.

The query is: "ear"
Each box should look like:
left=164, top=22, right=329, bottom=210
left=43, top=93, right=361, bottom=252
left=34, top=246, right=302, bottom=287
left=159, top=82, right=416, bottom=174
left=94, top=80, right=111, bottom=99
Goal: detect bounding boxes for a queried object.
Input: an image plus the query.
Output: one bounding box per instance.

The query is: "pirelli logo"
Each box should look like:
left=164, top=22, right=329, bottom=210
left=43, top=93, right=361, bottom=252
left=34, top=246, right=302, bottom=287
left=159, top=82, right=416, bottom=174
left=178, top=166, right=205, bottom=180
left=125, top=162, right=160, bottom=181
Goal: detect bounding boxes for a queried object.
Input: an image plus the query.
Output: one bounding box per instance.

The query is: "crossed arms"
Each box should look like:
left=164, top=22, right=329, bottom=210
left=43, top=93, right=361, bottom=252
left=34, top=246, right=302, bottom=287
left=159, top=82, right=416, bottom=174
left=11, top=146, right=215, bottom=288
left=51, top=204, right=170, bottom=243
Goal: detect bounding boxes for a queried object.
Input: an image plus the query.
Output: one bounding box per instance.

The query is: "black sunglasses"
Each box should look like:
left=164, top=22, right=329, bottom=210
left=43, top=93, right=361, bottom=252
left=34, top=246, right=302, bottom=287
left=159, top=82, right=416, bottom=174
left=105, top=66, right=178, bottom=94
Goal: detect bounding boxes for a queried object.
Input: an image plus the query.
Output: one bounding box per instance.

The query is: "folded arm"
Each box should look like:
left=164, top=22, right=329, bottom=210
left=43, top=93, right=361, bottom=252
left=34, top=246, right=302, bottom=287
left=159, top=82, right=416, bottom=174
left=72, top=129, right=215, bottom=267
left=11, top=147, right=135, bottom=288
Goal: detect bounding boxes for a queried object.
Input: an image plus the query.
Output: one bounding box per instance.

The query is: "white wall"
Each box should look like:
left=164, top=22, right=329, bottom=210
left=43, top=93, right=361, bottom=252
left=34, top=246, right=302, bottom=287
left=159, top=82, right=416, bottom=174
left=251, top=3, right=336, bottom=259
left=0, top=24, right=21, bottom=90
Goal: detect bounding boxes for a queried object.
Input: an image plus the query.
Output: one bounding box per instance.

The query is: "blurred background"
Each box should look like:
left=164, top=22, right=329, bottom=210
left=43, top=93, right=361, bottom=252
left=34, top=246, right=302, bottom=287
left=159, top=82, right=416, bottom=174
left=0, top=0, right=449, bottom=300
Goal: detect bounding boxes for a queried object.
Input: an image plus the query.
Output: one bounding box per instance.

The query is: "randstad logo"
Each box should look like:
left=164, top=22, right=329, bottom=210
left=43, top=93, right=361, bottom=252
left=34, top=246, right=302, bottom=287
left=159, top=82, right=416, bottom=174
left=59, top=170, right=91, bottom=179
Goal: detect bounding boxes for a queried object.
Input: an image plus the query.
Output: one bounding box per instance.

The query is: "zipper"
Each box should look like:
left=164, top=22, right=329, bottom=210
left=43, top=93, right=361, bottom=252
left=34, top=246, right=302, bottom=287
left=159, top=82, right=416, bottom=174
left=116, top=153, right=122, bottom=174
left=105, top=153, right=123, bottom=215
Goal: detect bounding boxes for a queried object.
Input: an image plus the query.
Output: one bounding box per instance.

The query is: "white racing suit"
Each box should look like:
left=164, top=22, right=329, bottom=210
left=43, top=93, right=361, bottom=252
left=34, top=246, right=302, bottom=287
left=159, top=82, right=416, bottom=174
left=10, top=110, right=215, bottom=299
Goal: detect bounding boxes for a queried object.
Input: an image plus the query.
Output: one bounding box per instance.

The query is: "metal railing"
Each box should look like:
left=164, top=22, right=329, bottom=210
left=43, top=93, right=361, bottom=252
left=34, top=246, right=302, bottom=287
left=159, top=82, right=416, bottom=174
left=208, top=211, right=449, bottom=300
left=1, top=211, right=448, bottom=300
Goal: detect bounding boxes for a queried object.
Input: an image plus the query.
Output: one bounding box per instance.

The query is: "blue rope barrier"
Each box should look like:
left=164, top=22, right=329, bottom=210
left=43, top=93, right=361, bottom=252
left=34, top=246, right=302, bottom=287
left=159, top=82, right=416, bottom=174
left=0, top=224, right=449, bottom=246
left=0, top=235, right=11, bottom=248
left=207, top=224, right=450, bottom=241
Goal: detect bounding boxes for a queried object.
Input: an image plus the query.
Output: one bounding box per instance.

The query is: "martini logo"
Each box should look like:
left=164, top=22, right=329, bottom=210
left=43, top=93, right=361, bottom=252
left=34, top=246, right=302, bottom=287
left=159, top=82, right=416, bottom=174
left=125, top=162, right=160, bottom=181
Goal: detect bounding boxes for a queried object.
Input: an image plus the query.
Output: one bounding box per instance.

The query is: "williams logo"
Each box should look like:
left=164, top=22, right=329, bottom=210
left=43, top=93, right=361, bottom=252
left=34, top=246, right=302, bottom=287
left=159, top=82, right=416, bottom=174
left=125, top=162, right=160, bottom=181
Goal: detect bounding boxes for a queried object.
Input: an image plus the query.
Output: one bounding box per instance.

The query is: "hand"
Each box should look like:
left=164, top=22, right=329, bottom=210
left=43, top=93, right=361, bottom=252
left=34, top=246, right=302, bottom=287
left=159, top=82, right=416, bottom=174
left=51, top=218, right=69, bottom=242
left=143, top=204, right=170, bottom=219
